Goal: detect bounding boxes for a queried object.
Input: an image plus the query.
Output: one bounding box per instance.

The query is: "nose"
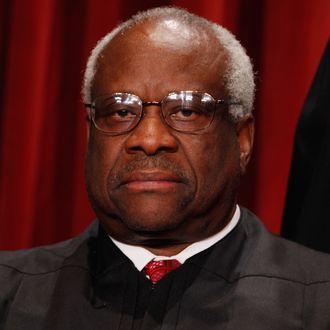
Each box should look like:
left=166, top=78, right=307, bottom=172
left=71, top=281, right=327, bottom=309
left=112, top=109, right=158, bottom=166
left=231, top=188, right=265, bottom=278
left=124, top=107, right=178, bottom=155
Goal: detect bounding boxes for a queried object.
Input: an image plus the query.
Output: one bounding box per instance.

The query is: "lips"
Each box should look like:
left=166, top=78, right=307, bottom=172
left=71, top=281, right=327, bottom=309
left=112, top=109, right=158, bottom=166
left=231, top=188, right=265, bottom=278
left=119, top=170, right=182, bottom=190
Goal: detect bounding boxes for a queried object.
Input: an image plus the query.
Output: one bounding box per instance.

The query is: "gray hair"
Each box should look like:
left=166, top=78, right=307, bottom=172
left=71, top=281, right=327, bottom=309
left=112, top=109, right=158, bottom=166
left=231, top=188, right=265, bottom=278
left=82, top=7, right=255, bottom=120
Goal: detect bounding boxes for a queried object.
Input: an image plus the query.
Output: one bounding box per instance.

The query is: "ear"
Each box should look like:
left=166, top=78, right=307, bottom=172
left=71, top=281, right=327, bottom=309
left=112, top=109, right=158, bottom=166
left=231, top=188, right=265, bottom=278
left=85, top=108, right=92, bottom=142
left=236, top=115, right=254, bottom=175
left=86, top=122, right=90, bottom=141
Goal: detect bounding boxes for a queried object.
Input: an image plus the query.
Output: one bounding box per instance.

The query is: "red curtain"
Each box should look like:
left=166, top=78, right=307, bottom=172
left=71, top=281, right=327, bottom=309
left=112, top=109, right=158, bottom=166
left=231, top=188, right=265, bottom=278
left=0, top=0, right=329, bottom=249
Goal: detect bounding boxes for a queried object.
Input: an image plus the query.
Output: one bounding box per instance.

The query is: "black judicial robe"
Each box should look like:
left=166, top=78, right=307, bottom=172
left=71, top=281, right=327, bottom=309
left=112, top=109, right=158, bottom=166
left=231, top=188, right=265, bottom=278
left=282, top=40, right=330, bottom=253
left=1, top=207, right=330, bottom=329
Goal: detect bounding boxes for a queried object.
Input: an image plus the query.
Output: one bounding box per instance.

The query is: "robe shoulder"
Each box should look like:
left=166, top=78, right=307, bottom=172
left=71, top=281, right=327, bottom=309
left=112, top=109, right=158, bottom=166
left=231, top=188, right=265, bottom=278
left=240, top=207, right=330, bottom=285
left=0, top=220, right=98, bottom=275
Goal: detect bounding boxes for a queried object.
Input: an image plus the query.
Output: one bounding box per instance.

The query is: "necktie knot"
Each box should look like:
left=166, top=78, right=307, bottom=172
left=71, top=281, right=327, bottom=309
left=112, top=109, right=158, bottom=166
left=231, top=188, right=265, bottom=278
left=143, top=259, right=181, bottom=284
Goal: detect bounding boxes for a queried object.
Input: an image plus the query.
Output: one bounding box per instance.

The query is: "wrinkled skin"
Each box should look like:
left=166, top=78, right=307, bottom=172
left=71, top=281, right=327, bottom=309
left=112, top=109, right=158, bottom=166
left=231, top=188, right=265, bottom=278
left=85, top=18, right=254, bottom=255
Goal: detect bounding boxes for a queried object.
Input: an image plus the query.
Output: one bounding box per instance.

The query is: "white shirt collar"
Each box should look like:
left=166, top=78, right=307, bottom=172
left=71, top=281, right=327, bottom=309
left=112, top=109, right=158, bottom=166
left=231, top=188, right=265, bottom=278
left=109, top=205, right=240, bottom=271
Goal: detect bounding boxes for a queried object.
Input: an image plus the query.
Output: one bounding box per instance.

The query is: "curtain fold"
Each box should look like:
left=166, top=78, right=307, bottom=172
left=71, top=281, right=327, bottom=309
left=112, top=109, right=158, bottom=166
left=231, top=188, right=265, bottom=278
left=1, top=0, right=329, bottom=249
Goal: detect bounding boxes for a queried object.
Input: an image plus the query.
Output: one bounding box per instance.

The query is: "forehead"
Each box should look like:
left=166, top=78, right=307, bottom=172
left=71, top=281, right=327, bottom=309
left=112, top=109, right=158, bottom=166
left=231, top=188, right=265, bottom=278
left=91, top=19, right=228, bottom=100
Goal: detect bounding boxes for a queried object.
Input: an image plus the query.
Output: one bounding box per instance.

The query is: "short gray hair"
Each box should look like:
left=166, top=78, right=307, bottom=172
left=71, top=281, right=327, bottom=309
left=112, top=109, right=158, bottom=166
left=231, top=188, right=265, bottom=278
left=82, top=7, right=255, bottom=120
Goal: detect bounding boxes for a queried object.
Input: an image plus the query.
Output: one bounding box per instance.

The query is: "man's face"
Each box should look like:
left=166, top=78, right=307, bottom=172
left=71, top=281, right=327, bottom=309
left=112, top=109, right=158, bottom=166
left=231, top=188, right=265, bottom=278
left=85, top=20, right=253, bottom=247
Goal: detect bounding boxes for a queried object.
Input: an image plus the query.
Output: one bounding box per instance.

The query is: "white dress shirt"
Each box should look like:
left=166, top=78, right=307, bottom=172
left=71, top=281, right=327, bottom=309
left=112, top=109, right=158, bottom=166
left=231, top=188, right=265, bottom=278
left=110, top=205, right=240, bottom=271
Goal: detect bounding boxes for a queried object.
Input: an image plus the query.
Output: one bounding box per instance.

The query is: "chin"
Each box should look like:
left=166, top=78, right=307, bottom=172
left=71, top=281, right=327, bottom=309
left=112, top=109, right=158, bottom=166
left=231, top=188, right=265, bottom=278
left=118, top=209, right=184, bottom=233
left=107, top=188, right=194, bottom=232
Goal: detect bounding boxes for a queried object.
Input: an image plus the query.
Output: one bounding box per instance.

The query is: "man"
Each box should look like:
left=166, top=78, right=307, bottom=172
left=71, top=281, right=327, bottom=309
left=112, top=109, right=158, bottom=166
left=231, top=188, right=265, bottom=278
left=1, top=7, right=330, bottom=329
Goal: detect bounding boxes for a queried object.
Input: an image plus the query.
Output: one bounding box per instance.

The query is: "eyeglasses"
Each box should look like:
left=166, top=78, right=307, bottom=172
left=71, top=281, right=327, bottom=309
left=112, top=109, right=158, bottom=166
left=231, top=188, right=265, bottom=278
left=85, top=91, right=240, bottom=135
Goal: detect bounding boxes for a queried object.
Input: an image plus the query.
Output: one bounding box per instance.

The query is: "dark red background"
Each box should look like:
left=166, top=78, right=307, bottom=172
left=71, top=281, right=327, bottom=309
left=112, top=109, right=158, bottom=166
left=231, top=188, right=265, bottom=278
left=0, top=0, right=329, bottom=249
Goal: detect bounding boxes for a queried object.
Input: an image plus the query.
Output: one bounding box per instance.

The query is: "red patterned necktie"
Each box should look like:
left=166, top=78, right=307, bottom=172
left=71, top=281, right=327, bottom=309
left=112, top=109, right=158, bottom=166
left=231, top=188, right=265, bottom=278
left=143, top=259, right=181, bottom=284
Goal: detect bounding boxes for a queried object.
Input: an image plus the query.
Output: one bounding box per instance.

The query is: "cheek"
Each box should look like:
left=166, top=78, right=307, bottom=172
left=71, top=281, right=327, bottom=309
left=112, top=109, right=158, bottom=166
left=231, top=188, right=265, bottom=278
left=181, top=128, right=240, bottom=200
left=85, top=135, right=123, bottom=197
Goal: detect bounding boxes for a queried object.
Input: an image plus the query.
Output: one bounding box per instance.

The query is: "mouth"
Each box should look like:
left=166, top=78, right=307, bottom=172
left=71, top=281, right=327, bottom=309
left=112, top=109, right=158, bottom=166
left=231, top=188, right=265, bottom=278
left=119, top=170, right=183, bottom=191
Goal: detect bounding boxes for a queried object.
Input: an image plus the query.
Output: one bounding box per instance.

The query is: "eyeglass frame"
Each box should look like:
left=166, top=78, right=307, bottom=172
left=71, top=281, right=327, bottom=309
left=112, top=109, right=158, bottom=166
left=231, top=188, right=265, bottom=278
left=84, top=91, right=241, bottom=135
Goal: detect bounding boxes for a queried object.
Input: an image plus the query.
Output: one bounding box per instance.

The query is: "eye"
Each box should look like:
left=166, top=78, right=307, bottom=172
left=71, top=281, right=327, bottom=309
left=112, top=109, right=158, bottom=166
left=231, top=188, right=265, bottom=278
left=112, top=109, right=135, bottom=118
left=169, top=107, right=203, bottom=121
left=109, top=108, right=138, bottom=122
left=180, top=109, right=195, bottom=117
left=97, top=105, right=139, bottom=122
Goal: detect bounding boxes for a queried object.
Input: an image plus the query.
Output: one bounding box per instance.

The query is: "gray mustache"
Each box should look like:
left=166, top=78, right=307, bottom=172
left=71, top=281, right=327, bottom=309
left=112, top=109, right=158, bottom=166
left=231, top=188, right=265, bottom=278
left=112, top=156, right=189, bottom=184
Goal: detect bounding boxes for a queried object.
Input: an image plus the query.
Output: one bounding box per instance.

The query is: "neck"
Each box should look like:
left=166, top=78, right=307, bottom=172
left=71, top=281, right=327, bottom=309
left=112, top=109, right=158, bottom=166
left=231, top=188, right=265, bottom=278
left=144, top=242, right=191, bottom=256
